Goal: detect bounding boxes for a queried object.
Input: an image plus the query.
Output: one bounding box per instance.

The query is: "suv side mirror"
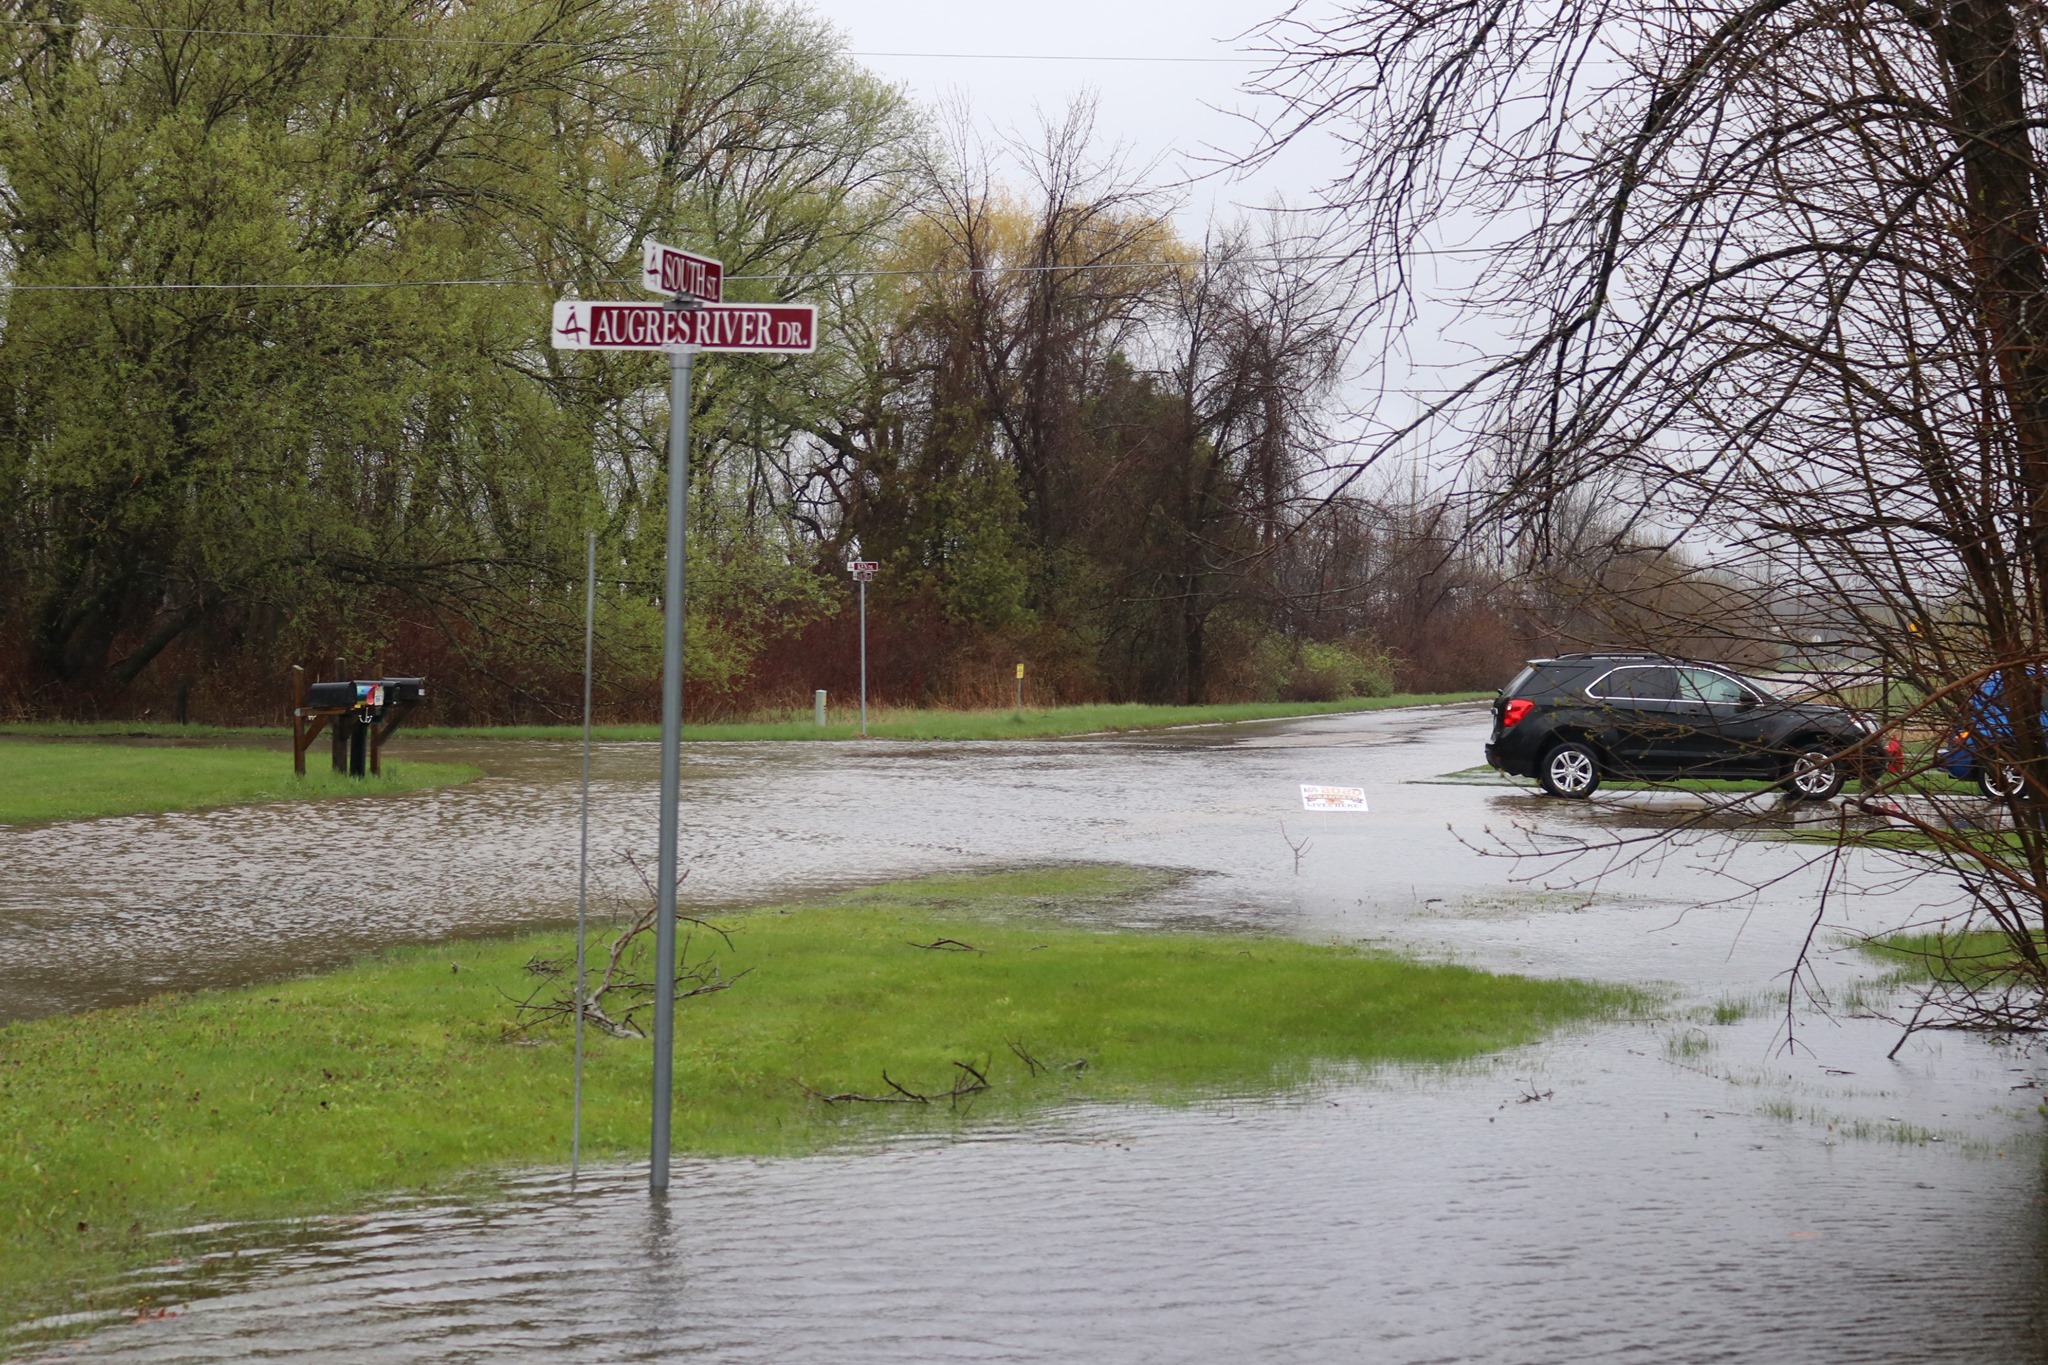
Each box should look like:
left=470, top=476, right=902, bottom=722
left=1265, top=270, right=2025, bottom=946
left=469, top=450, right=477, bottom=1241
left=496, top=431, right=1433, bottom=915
left=1736, top=693, right=1758, bottom=711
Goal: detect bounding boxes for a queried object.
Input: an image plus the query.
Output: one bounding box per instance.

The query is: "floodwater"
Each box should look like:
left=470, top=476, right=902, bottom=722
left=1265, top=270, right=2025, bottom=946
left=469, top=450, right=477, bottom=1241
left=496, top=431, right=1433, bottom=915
left=6, top=706, right=2048, bottom=1362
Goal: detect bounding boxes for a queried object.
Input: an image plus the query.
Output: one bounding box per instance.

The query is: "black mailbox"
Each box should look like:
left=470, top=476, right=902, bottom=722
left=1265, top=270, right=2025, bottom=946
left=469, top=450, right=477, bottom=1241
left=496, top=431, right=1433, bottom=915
left=306, top=680, right=357, bottom=709
left=292, top=672, right=428, bottom=778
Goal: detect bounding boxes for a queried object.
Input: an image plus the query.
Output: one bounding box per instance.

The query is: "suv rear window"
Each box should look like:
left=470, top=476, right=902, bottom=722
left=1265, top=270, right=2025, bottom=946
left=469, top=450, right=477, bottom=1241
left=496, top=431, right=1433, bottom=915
left=1502, top=666, right=1537, bottom=697
left=1591, top=665, right=1680, bottom=700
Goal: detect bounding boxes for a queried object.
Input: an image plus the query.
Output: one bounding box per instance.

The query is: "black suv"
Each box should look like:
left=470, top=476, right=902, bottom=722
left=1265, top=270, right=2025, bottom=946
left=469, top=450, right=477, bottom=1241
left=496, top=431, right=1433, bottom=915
left=1484, top=653, right=1890, bottom=799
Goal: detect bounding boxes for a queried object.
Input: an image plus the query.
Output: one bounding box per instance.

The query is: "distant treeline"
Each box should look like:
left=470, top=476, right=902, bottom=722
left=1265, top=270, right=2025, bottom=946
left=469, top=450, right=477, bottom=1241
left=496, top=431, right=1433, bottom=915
left=0, top=0, right=1743, bottom=723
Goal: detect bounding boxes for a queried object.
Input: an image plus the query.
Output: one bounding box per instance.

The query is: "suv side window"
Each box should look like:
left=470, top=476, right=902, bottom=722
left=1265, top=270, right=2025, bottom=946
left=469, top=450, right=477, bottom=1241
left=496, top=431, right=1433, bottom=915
left=1593, top=666, right=1679, bottom=700
left=1678, top=669, right=1750, bottom=705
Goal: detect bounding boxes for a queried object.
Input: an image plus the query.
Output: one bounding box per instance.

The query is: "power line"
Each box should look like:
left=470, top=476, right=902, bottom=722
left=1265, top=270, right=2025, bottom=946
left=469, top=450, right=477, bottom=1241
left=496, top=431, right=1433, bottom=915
left=0, top=17, right=1257, bottom=62
left=0, top=248, right=1483, bottom=294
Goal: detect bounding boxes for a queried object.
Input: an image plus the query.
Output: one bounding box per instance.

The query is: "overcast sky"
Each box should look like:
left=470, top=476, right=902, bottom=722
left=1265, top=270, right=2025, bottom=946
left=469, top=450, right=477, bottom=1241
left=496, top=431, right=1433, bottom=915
left=812, top=0, right=1344, bottom=234
left=811, top=1, right=1470, bottom=473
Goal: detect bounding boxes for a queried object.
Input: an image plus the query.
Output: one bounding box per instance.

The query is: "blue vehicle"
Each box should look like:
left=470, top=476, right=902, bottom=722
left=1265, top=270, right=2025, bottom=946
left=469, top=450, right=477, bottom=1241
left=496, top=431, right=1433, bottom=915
left=1938, top=672, right=2046, bottom=797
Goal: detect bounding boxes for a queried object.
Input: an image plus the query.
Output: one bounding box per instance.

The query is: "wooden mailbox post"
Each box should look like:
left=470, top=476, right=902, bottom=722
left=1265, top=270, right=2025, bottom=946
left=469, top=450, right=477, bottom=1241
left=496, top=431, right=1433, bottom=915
left=292, top=666, right=427, bottom=777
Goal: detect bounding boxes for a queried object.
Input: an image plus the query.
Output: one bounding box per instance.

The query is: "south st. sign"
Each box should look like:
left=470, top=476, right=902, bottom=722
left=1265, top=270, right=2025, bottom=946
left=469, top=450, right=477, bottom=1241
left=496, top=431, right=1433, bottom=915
left=551, top=300, right=816, bottom=353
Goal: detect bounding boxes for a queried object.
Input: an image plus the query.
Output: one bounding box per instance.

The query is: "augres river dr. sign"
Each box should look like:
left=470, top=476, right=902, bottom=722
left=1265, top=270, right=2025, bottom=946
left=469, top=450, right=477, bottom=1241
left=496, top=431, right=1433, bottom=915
left=550, top=300, right=817, bottom=353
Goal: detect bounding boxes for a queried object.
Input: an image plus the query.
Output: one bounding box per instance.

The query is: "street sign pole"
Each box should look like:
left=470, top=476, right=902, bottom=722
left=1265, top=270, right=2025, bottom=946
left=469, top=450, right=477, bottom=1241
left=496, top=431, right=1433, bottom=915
left=573, top=529, right=595, bottom=1181
left=650, top=344, right=694, bottom=1196
left=847, top=562, right=877, bottom=737
left=551, top=237, right=814, bottom=1201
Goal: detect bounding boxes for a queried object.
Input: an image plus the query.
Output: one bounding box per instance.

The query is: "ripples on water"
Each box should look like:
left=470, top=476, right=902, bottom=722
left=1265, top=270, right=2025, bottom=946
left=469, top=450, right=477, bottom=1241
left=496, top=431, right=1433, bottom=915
left=6, top=709, right=2048, bottom=1361
left=21, top=1028, right=2048, bottom=1364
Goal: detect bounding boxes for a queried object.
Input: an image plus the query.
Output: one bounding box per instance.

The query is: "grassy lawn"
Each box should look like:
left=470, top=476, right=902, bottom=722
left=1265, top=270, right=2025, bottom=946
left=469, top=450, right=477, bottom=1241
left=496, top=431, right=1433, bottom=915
left=0, top=865, right=1634, bottom=1335
left=0, top=693, right=1487, bottom=746
left=0, top=742, right=478, bottom=826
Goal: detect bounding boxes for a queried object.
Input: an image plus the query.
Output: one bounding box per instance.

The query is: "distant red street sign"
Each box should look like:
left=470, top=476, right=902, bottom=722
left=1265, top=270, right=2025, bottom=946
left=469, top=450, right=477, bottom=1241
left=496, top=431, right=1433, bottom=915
left=640, top=239, right=723, bottom=303
left=849, top=560, right=878, bottom=581
left=551, top=300, right=816, bottom=353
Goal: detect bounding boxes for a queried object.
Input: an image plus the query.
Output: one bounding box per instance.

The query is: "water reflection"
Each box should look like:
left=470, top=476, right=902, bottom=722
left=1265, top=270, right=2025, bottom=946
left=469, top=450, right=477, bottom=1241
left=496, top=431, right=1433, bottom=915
left=20, top=1022, right=2048, bottom=1363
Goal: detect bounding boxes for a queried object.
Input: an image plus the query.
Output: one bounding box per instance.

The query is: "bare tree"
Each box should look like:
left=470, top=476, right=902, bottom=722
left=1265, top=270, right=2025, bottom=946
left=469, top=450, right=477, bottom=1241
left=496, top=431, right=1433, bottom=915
left=1247, top=0, right=2048, bottom=1032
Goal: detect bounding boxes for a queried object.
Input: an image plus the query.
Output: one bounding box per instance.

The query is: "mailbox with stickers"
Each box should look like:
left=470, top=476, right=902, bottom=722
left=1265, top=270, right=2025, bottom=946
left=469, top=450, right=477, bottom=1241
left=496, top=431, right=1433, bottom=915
left=292, top=668, right=427, bottom=778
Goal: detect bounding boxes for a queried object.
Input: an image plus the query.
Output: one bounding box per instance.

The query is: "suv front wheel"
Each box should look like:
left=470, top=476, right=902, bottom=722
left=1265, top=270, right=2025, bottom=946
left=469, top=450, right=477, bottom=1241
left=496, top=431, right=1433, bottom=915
left=1783, top=749, right=1845, bottom=802
left=1539, top=740, right=1602, bottom=799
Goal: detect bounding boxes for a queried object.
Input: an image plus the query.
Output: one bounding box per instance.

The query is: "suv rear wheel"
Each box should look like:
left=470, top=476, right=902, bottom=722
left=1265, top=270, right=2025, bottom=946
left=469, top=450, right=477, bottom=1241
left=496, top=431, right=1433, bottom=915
left=1784, top=749, right=1845, bottom=802
left=1539, top=740, right=1602, bottom=799
left=1979, top=764, right=2026, bottom=799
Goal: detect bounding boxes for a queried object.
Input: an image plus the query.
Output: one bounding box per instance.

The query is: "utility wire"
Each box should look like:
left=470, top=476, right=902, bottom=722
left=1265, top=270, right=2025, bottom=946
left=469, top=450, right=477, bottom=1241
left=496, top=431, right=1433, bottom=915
left=0, top=17, right=1257, bottom=61
left=0, top=247, right=1488, bottom=294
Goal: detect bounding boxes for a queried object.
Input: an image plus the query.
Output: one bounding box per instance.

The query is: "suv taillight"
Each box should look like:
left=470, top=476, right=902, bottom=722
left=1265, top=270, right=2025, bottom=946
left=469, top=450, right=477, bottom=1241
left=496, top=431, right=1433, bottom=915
left=1502, top=698, right=1534, bottom=728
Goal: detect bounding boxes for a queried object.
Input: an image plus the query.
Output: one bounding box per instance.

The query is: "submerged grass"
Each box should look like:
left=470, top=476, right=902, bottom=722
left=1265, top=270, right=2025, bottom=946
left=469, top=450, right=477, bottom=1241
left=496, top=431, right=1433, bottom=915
left=0, top=741, right=477, bottom=825
left=0, top=865, right=1633, bottom=1331
left=1854, top=928, right=2041, bottom=985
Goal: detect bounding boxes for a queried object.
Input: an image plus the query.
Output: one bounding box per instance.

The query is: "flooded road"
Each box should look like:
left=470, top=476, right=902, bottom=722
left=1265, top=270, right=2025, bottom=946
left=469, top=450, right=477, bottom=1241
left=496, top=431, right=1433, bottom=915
left=7, top=704, right=2048, bottom=1362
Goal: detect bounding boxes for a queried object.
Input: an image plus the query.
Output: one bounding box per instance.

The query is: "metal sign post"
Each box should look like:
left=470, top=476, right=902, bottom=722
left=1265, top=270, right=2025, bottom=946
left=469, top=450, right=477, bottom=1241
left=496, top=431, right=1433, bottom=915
left=573, top=529, right=595, bottom=1180
left=849, top=561, right=877, bottom=738
left=551, top=243, right=816, bottom=1198
left=648, top=345, right=692, bottom=1195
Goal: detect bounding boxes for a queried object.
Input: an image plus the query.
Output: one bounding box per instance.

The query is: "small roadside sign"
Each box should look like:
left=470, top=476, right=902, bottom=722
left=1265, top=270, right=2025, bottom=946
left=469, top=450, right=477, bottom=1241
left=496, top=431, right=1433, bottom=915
left=1301, top=784, right=1368, bottom=812
left=551, top=300, right=815, bottom=353
left=640, top=239, right=724, bottom=303
left=848, top=560, right=879, bottom=582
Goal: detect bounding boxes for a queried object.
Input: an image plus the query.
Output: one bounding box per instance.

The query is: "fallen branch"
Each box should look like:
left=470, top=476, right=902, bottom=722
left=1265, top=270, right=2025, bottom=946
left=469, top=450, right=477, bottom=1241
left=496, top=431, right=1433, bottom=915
left=804, top=1060, right=994, bottom=1107
left=507, top=853, right=743, bottom=1040
left=908, top=938, right=981, bottom=952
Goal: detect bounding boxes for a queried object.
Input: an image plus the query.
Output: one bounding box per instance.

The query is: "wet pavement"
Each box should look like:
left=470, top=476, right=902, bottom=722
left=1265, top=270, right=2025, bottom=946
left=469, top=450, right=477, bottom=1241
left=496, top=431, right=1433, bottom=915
left=6, top=704, right=2048, bottom=1361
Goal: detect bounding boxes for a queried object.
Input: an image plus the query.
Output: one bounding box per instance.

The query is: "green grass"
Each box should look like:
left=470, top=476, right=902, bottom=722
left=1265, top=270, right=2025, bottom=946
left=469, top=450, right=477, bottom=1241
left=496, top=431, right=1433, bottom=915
left=0, top=693, right=1485, bottom=746
left=0, top=742, right=477, bottom=825
left=0, top=721, right=283, bottom=740
left=1855, top=928, right=2042, bottom=984
left=0, top=865, right=1632, bottom=1334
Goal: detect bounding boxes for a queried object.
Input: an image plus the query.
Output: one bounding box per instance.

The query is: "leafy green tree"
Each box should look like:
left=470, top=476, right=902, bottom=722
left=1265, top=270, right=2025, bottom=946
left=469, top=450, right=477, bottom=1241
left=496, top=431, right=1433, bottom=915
left=0, top=0, right=919, bottom=714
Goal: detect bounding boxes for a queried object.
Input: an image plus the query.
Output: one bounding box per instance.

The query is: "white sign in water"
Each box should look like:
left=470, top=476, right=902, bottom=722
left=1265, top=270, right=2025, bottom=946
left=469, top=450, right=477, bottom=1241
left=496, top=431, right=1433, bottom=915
left=1300, top=784, right=1368, bottom=812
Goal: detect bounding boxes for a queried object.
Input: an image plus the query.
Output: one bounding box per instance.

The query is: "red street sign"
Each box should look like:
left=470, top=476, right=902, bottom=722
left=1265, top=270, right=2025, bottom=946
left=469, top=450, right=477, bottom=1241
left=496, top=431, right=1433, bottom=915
left=551, top=301, right=816, bottom=353
left=849, top=560, right=878, bottom=581
left=640, top=239, right=723, bottom=303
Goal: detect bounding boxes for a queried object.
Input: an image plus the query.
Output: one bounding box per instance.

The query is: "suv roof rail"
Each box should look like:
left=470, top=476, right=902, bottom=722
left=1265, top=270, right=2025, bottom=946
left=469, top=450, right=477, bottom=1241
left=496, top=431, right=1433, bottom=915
left=1545, top=651, right=1669, bottom=662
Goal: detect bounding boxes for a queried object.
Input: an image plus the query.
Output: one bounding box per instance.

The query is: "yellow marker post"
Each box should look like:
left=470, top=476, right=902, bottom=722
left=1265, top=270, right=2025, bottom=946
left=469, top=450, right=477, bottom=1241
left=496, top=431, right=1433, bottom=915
left=1014, top=662, right=1025, bottom=717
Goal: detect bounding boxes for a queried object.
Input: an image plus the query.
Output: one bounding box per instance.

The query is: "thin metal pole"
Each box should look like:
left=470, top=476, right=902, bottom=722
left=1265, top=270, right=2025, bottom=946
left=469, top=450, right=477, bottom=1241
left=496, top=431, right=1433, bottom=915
left=573, top=529, right=595, bottom=1180
left=651, top=347, right=694, bottom=1196
left=858, top=576, right=869, bottom=739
